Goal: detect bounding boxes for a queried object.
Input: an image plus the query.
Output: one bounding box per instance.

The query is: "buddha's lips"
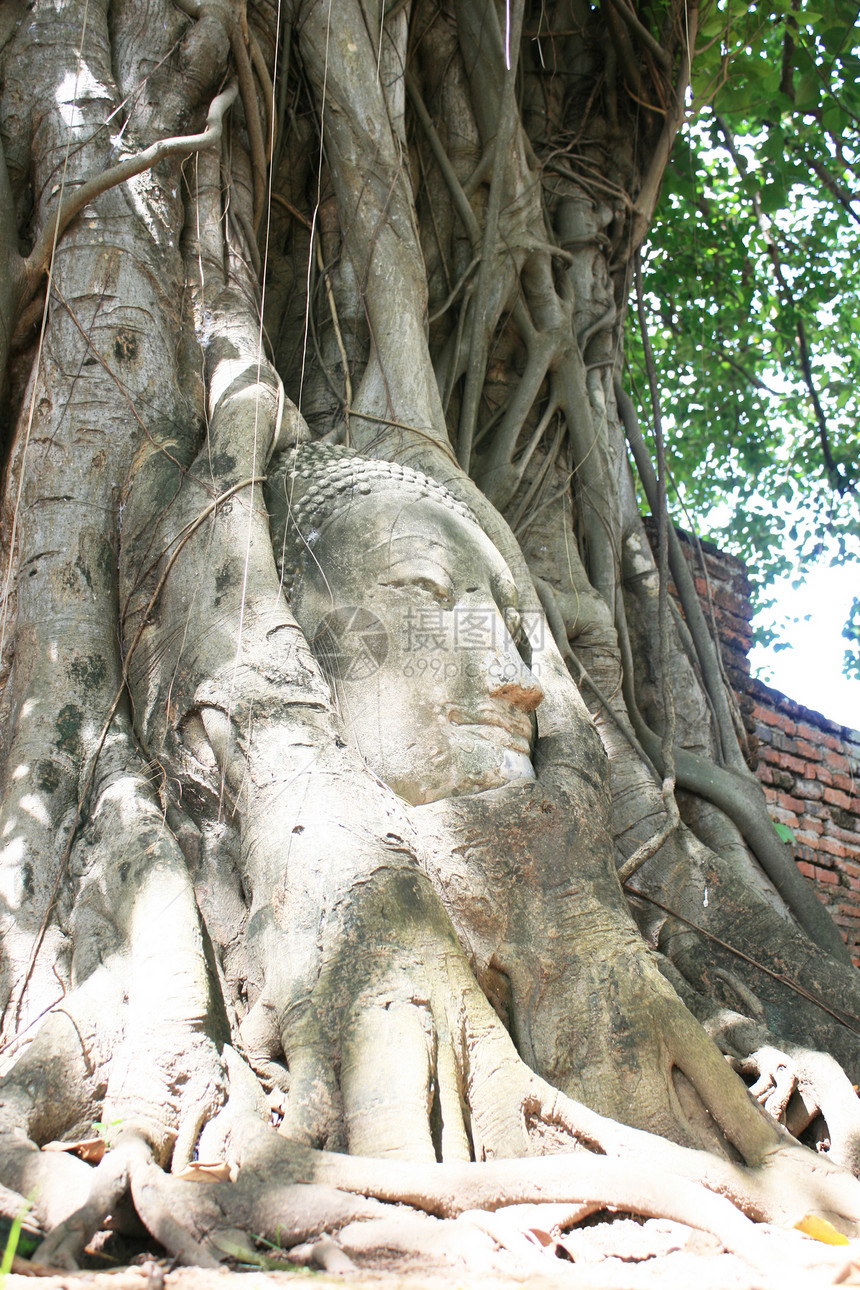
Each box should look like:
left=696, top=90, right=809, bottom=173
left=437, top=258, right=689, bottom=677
left=448, top=707, right=533, bottom=754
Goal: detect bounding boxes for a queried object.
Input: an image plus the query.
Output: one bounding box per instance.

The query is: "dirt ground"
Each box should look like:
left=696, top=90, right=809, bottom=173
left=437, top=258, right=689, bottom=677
left=6, top=1214, right=860, bottom=1290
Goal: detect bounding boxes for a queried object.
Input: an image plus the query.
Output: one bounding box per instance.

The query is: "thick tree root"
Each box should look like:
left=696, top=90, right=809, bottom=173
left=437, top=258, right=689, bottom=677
left=23, top=1117, right=860, bottom=1283
left=12, top=984, right=860, bottom=1278
left=231, top=1120, right=860, bottom=1236
left=23, top=1068, right=860, bottom=1280
left=33, top=1136, right=153, bottom=1270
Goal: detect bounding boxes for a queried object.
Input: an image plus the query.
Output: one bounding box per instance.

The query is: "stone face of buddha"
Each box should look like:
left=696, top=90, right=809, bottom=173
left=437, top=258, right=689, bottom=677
left=290, top=491, right=544, bottom=806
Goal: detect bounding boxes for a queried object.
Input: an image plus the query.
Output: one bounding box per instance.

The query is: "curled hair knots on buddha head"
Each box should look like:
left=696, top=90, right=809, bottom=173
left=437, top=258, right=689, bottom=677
left=266, top=443, right=476, bottom=596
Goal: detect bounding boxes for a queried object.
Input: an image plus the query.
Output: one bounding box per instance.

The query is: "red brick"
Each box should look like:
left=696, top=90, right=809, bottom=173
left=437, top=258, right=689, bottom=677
left=762, top=731, right=792, bottom=754
left=815, top=865, right=840, bottom=883
left=823, top=820, right=860, bottom=845
left=756, top=708, right=796, bottom=735
left=795, top=739, right=822, bottom=762
left=771, top=806, right=799, bottom=827
left=797, top=860, right=815, bottom=878
left=773, top=770, right=797, bottom=792
left=794, top=778, right=824, bottom=801
left=823, top=787, right=852, bottom=811
left=714, top=586, right=754, bottom=618
left=818, top=837, right=849, bottom=860
left=775, top=792, right=805, bottom=814
left=814, top=765, right=834, bottom=786
left=757, top=764, right=774, bottom=784
left=831, top=771, right=856, bottom=795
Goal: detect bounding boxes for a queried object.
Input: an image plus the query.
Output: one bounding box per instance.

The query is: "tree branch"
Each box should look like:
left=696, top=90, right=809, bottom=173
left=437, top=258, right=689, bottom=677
left=794, top=147, right=860, bottom=224
left=603, top=0, right=672, bottom=71
left=228, top=10, right=267, bottom=232
left=618, top=255, right=680, bottom=884
left=717, top=115, right=856, bottom=495
left=23, top=81, right=238, bottom=299
left=600, top=0, right=645, bottom=101
left=615, top=375, right=744, bottom=770
left=779, top=0, right=798, bottom=99
left=405, top=70, right=481, bottom=249
left=615, top=377, right=852, bottom=964
left=456, top=0, right=526, bottom=471
left=627, top=2, right=698, bottom=257
left=0, top=132, right=25, bottom=398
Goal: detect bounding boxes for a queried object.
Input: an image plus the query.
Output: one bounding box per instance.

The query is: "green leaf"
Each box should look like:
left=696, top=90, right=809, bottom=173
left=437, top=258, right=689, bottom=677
left=0, top=1200, right=34, bottom=1284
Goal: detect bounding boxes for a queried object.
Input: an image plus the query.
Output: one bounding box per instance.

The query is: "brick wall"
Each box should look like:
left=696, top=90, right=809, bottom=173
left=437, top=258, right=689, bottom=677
left=751, top=683, right=860, bottom=961
left=644, top=521, right=860, bottom=964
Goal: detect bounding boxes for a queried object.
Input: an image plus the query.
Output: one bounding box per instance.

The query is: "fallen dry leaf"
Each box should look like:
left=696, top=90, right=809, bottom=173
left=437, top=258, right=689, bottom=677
left=41, top=1136, right=106, bottom=1165
left=172, top=1160, right=236, bottom=1182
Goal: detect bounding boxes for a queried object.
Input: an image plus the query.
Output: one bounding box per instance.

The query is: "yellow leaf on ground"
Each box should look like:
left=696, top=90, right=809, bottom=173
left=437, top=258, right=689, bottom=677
left=794, top=1213, right=851, bottom=1245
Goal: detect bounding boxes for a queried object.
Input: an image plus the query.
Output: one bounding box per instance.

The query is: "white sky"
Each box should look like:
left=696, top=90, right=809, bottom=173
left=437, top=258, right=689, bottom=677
left=750, top=560, right=860, bottom=732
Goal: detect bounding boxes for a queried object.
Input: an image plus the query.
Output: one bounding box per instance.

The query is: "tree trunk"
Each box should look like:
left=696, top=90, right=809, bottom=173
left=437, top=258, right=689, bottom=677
left=1, top=0, right=860, bottom=1273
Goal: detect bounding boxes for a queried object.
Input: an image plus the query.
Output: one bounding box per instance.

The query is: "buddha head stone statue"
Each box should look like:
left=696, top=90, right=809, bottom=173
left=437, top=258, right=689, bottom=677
left=268, top=446, right=544, bottom=806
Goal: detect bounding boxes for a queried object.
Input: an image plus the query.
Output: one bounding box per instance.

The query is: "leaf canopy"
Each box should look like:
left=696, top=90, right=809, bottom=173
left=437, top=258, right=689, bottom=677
left=632, top=0, right=860, bottom=652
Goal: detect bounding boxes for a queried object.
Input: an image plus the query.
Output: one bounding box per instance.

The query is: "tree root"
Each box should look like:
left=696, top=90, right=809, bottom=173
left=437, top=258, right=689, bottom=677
left=731, top=1042, right=860, bottom=1176
left=24, top=1110, right=860, bottom=1281
left=34, top=1136, right=152, bottom=1270
left=667, top=965, right=860, bottom=1175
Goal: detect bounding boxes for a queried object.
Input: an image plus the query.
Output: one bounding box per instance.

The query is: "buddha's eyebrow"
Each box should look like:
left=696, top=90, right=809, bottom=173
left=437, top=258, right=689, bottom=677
left=383, top=551, right=453, bottom=578
left=366, top=531, right=448, bottom=555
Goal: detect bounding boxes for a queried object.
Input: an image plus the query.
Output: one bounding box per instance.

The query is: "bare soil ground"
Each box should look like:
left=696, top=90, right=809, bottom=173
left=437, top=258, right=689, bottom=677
left=6, top=1213, right=860, bottom=1290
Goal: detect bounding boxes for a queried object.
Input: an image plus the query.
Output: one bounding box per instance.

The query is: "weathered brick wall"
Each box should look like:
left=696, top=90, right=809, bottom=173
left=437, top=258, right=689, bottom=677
left=749, top=683, right=860, bottom=963
left=648, top=521, right=860, bottom=964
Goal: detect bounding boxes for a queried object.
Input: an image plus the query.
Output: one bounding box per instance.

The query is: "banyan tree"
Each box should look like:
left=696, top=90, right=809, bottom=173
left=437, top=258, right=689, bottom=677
left=0, top=0, right=859, bottom=1275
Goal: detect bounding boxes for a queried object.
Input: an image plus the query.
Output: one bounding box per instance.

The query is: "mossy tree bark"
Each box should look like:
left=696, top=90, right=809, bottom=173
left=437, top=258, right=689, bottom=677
left=1, top=0, right=860, bottom=1272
